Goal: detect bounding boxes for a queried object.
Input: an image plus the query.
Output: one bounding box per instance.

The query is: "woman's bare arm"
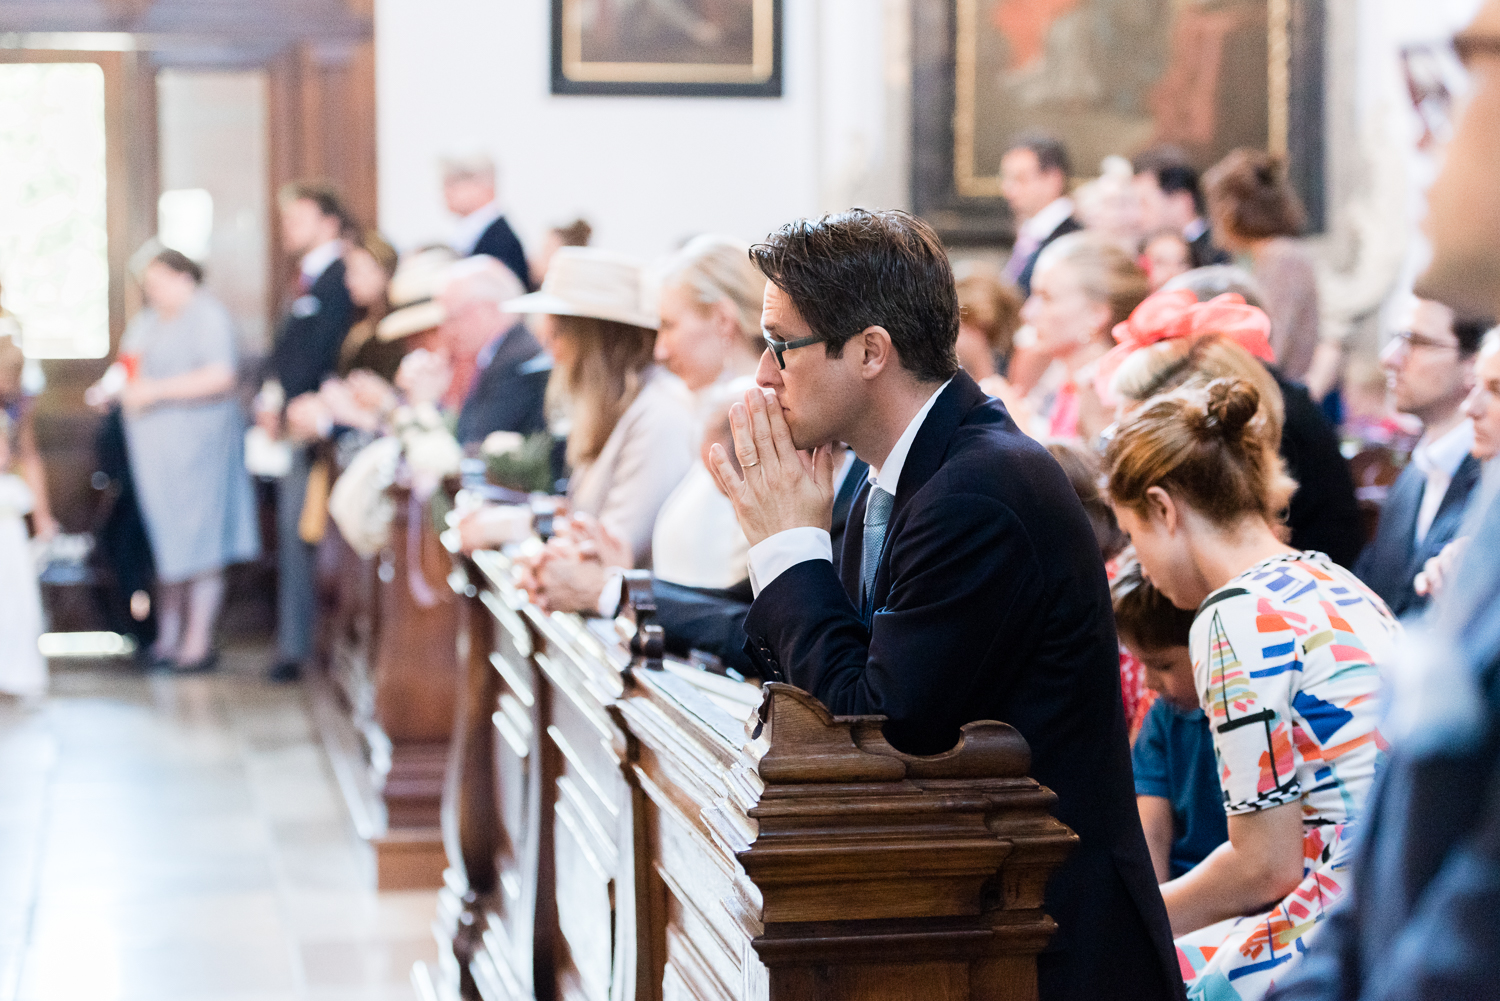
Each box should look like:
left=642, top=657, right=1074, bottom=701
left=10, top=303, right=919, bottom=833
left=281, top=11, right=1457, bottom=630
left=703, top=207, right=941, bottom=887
left=1159, top=800, right=1306, bottom=936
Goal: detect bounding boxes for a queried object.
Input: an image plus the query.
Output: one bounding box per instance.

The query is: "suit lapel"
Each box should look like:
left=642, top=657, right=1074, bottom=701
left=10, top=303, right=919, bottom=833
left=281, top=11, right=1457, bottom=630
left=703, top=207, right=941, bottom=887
left=863, top=372, right=988, bottom=613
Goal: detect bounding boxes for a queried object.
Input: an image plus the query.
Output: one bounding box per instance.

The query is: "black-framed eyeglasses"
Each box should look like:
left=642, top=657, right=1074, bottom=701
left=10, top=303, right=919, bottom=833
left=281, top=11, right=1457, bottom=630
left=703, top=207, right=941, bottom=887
left=1400, top=33, right=1500, bottom=150
left=763, top=330, right=822, bottom=370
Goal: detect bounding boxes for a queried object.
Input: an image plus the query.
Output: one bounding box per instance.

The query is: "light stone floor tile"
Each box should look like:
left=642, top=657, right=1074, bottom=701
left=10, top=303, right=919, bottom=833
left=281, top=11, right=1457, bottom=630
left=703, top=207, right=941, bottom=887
left=0, top=649, right=436, bottom=1001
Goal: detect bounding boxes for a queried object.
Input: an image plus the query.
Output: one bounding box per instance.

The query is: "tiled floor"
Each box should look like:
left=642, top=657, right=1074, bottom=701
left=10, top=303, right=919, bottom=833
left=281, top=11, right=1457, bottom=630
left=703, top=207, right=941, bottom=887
left=0, top=644, right=439, bottom=1001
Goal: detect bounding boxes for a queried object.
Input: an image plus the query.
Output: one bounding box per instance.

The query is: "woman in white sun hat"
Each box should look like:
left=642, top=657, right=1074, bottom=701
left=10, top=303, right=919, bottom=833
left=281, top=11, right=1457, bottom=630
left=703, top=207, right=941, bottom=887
left=466, top=246, right=697, bottom=568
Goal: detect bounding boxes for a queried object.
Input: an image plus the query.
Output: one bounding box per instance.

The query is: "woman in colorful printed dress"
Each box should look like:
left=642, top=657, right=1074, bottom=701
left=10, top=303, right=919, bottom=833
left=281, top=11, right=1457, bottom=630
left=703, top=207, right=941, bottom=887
left=1105, top=377, right=1398, bottom=1000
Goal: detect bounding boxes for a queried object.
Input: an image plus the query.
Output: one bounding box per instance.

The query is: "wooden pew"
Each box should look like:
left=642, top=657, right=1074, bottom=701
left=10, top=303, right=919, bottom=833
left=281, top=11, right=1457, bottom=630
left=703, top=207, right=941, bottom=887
left=426, top=543, right=1076, bottom=1001
left=310, top=483, right=459, bottom=889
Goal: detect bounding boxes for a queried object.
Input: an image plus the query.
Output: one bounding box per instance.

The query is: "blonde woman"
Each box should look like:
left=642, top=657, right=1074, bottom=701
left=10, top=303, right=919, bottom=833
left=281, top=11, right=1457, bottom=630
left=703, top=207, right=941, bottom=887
left=652, top=234, right=766, bottom=412
left=1020, top=231, right=1150, bottom=442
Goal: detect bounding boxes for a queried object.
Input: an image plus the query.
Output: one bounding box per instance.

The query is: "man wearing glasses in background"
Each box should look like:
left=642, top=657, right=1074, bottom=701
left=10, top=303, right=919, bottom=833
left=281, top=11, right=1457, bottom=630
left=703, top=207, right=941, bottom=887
left=1271, top=5, right=1500, bottom=998
left=1354, top=297, right=1491, bottom=618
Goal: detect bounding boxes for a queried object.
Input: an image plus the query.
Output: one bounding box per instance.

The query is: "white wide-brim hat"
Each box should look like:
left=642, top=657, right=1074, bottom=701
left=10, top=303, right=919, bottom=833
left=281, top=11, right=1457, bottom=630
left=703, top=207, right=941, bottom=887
left=504, top=246, right=658, bottom=330
left=376, top=247, right=458, bottom=342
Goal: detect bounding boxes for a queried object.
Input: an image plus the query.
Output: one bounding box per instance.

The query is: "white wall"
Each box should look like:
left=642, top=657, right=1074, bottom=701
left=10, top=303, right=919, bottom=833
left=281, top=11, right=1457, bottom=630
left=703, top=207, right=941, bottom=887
left=375, top=0, right=909, bottom=261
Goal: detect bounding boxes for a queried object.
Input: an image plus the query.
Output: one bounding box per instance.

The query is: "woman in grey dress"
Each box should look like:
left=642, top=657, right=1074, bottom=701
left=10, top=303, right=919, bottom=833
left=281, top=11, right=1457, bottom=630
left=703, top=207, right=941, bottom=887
left=118, top=250, right=260, bottom=671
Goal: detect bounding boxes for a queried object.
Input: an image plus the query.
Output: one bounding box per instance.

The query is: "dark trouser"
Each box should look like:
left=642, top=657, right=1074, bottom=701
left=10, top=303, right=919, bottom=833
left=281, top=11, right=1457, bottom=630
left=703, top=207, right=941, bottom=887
left=275, top=448, right=316, bottom=663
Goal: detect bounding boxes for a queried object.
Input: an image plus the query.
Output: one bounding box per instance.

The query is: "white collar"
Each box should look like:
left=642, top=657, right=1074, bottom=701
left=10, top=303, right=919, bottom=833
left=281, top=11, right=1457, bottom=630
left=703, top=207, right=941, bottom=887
left=1019, top=196, right=1075, bottom=243
left=451, top=200, right=505, bottom=256
left=867, top=379, right=952, bottom=496
left=300, top=240, right=344, bottom=283
left=1413, top=418, right=1475, bottom=479
left=1183, top=216, right=1209, bottom=242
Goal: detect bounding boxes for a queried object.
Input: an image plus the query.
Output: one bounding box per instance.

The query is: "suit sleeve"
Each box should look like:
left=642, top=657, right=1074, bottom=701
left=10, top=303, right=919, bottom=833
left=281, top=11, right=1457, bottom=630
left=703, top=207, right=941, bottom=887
left=745, top=490, right=1041, bottom=754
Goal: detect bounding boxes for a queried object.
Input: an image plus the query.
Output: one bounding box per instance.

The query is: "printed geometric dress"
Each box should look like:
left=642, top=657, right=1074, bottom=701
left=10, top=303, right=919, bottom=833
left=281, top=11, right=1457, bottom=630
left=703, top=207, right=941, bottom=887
left=1176, top=552, right=1400, bottom=1000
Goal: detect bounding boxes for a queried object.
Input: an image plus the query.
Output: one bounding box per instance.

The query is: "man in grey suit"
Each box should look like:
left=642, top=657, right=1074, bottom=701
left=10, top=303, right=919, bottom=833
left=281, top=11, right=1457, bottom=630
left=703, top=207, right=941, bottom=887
left=1354, top=297, right=1490, bottom=618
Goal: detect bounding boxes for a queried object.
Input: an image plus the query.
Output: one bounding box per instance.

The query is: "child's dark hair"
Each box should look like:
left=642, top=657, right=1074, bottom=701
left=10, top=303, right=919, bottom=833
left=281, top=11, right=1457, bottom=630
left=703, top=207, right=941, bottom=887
left=1045, top=439, right=1127, bottom=561
left=1111, top=561, right=1195, bottom=651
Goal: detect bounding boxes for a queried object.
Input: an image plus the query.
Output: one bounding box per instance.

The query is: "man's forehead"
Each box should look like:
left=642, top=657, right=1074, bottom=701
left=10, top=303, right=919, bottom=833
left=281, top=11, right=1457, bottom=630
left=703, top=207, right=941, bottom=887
left=1409, top=298, right=1458, bottom=337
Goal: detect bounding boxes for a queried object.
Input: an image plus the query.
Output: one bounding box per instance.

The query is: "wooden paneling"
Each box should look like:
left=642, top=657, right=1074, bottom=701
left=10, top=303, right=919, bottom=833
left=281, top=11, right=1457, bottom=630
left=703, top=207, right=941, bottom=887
left=428, top=546, right=1077, bottom=1001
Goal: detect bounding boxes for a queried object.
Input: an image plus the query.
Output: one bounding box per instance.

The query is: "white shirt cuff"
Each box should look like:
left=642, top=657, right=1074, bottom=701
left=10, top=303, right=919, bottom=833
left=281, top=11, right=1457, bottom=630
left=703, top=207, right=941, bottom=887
left=747, top=527, right=832, bottom=597
left=597, top=569, right=625, bottom=618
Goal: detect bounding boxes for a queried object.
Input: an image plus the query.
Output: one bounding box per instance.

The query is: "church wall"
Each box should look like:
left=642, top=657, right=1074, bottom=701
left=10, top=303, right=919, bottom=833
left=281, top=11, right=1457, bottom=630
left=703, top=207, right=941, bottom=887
left=374, top=0, right=910, bottom=260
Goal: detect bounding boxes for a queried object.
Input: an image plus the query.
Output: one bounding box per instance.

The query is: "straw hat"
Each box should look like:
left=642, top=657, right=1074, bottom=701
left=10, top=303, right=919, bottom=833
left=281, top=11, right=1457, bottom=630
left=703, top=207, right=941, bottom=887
left=376, top=247, right=456, bottom=342
left=504, top=247, right=658, bottom=330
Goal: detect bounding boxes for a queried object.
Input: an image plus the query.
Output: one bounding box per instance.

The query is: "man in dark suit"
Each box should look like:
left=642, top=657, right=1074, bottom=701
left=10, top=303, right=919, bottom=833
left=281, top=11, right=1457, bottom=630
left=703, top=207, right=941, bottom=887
left=1354, top=298, right=1490, bottom=618
left=263, top=182, right=356, bottom=683
left=1000, top=133, right=1083, bottom=297
left=708, top=209, right=1183, bottom=1001
left=1133, top=147, right=1232, bottom=268
left=442, top=151, right=532, bottom=292
left=1269, top=11, right=1500, bottom=993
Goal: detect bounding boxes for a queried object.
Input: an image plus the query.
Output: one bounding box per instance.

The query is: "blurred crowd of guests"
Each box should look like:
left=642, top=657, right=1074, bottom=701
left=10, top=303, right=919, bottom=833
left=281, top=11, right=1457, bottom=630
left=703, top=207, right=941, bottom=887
left=4, top=10, right=1500, bottom=993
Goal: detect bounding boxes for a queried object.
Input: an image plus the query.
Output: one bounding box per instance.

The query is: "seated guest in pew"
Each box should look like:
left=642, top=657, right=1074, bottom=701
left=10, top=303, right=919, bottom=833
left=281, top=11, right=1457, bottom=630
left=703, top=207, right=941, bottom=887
left=1112, top=563, right=1228, bottom=883
left=462, top=248, right=697, bottom=567
left=713, top=209, right=1183, bottom=1001
left=1106, top=378, right=1398, bottom=1000
left=1105, top=286, right=1363, bottom=569
left=336, top=230, right=406, bottom=381
left=441, top=257, right=551, bottom=445
left=1162, top=268, right=1364, bottom=568
left=1355, top=296, right=1490, bottom=617
left=651, top=234, right=767, bottom=413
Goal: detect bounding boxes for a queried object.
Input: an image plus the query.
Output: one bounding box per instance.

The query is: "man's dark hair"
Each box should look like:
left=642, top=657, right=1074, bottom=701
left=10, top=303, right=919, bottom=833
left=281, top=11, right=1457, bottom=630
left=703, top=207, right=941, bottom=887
left=1005, top=131, right=1071, bottom=180
left=1111, top=562, right=1195, bottom=651
left=749, top=209, right=959, bottom=383
left=1454, top=315, right=1496, bottom=355
left=1133, top=145, right=1206, bottom=215
left=152, top=248, right=203, bottom=284
left=279, top=180, right=357, bottom=235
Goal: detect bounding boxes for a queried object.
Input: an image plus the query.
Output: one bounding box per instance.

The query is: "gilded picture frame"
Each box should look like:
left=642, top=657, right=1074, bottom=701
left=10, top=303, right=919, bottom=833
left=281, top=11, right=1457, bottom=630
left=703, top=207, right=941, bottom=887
left=551, top=0, right=783, bottom=97
left=913, top=0, right=1325, bottom=245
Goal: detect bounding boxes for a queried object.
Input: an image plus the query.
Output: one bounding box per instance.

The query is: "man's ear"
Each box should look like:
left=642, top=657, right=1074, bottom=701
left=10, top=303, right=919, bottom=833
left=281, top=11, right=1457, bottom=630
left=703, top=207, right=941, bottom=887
left=859, top=326, right=895, bottom=380
left=1145, top=485, right=1178, bottom=535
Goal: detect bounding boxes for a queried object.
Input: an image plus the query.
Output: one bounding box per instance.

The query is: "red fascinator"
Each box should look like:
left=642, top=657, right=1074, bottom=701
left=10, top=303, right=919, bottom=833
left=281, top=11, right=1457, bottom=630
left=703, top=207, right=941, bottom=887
left=1093, top=289, right=1275, bottom=404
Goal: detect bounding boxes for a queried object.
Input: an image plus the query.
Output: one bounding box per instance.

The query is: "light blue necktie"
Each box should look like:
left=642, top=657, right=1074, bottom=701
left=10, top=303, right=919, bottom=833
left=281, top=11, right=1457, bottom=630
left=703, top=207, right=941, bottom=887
left=861, top=486, right=894, bottom=605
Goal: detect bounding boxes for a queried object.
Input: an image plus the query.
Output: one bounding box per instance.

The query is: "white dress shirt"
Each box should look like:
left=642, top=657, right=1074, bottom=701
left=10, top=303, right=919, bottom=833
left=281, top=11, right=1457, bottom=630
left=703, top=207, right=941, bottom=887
left=1017, top=196, right=1075, bottom=247
left=450, top=200, right=505, bottom=257
left=300, top=240, right=344, bottom=286
left=1412, top=418, right=1475, bottom=544
left=747, top=380, right=952, bottom=595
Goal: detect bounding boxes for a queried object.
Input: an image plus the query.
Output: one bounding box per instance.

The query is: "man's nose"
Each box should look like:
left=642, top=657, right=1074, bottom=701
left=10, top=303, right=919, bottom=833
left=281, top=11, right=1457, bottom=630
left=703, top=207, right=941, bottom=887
left=755, top=348, right=782, bottom=389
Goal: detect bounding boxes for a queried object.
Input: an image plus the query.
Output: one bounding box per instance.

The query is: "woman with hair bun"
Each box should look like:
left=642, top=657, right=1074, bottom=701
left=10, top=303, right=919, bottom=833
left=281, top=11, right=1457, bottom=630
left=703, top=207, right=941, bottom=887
left=1106, top=378, right=1398, bottom=1000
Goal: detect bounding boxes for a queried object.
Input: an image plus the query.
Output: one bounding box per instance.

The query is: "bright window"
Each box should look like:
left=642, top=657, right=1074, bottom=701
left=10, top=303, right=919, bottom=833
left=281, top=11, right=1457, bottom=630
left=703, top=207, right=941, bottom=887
left=0, top=63, right=110, bottom=359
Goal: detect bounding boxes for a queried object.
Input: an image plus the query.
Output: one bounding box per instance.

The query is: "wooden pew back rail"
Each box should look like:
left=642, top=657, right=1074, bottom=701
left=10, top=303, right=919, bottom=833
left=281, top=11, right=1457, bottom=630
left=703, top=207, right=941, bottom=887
left=433, top=545, right=1076, bottom=1001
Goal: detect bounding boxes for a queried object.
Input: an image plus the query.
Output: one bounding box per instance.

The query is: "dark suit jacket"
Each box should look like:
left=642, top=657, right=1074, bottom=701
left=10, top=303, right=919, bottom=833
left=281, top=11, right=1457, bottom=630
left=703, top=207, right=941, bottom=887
left=828, top=456, right=869, bottom=577
left=455, top=322, right=550, bottom=446
left=270, top=260, right=356, bottom=400
left=743, top=373, right=1183, bottom=1001
left=1188, top=226, right=1232, bottom=268
left=1016, top=216, right=1084, bottom=298
left=472, top=215, right=533, bottom=291
left=1269, top=489, right=1500, bottom=1001
left=1354, top=452, right=1480, bottom=618
left=1276, top=371, right=1363, bottom=568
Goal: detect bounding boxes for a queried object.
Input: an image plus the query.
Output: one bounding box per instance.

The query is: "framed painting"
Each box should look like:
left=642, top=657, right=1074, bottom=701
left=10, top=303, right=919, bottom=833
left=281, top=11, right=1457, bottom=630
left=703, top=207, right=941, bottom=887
left=551, top=0, right=783, bottom=97
left=912, top=0, right=1325, bottom=245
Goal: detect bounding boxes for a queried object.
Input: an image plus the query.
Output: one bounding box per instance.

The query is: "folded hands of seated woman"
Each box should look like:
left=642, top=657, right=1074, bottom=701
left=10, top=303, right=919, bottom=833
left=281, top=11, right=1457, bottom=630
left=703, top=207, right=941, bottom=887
left=394, top=348, right=452, bottom=408
left=524, top=514, right=631, bottom=614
